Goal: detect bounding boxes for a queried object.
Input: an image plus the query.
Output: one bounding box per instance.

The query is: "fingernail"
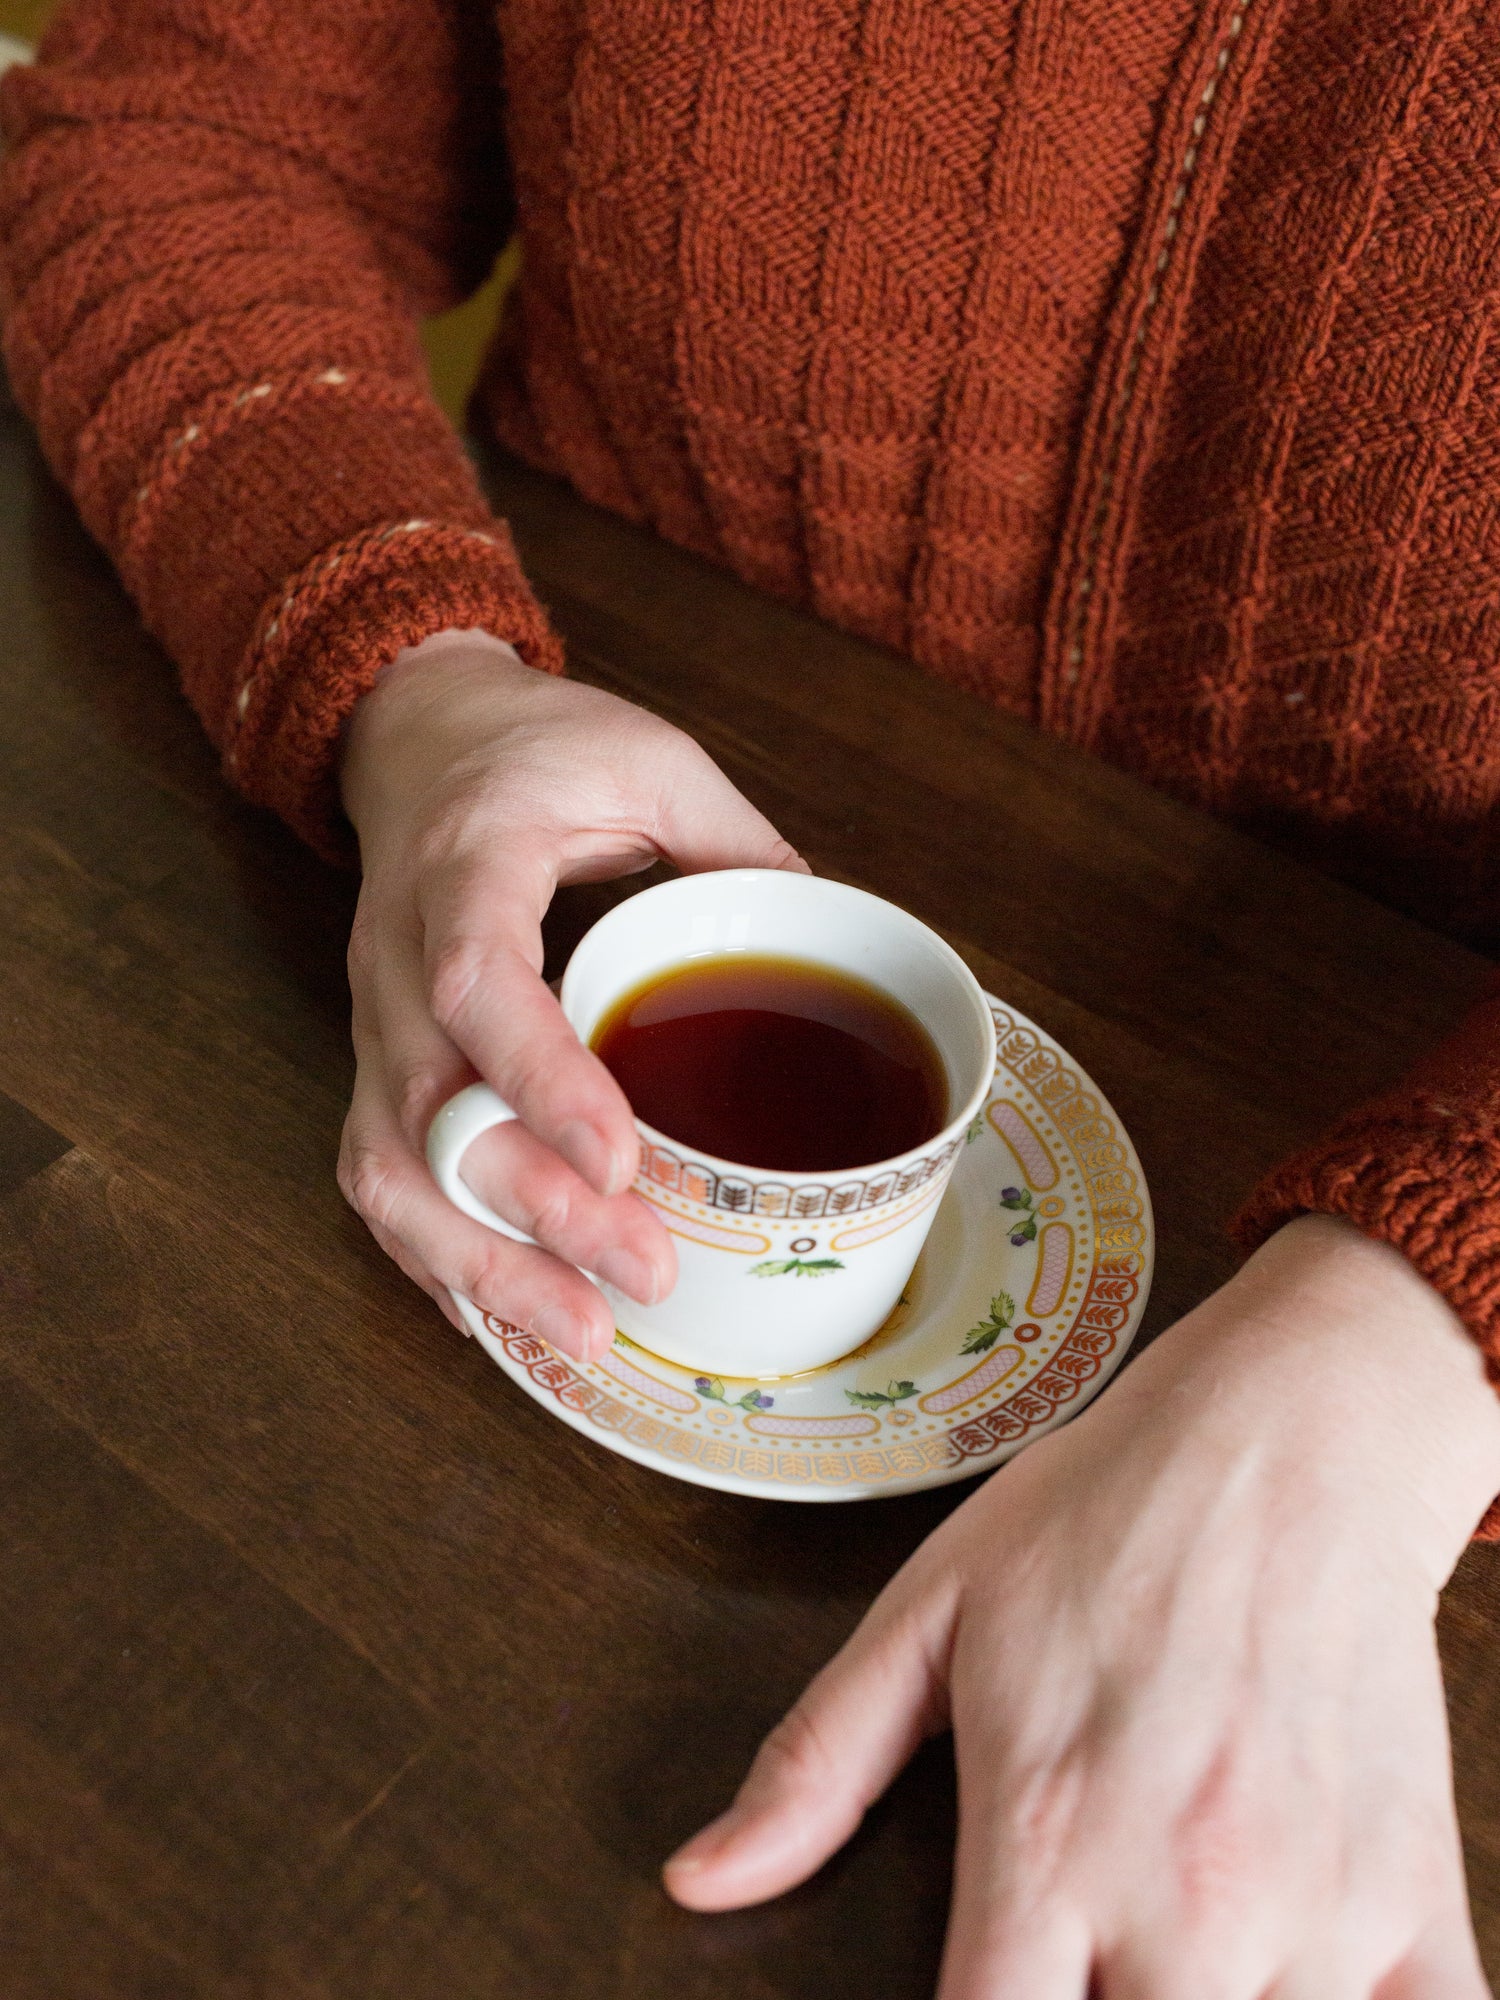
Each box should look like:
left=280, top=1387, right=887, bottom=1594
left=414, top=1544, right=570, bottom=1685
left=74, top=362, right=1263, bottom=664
left=596, top=1246, right=661, bottom=1306
left=558, top=1119, right=631, bottom=1197
left=532, top=1304, right=590, bottom=1355
left=583, top=1321, right=617, bottom=1362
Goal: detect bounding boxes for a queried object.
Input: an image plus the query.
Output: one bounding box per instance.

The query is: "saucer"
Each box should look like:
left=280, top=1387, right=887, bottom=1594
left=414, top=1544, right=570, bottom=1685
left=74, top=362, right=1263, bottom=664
left=452, top=993, right=1153, bottom=1501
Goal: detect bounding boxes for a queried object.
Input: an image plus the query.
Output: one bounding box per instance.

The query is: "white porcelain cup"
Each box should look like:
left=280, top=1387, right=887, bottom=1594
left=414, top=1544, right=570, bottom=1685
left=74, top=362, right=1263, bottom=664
left=426, top=869, right=996, bottom=1378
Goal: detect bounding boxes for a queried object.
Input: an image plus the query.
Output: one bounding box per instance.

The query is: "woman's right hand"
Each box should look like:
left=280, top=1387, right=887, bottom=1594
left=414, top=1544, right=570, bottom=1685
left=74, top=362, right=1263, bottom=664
left=336, top=626, right=809, bottom=1358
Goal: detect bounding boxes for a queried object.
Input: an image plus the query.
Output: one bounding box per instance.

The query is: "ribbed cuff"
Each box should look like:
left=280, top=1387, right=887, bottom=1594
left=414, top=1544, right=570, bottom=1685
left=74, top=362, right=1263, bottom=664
left=223, top=516, right=564, bottom=861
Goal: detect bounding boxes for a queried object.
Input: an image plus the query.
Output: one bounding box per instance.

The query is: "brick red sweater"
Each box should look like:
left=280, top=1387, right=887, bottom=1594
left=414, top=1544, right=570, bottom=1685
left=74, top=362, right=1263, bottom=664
left=6, top=0, right=1500, bottom=1415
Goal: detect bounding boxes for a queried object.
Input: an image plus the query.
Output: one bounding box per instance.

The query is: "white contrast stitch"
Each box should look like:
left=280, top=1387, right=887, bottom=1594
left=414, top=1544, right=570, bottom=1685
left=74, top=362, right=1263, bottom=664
left=1061, top=0, right=1253, bottom=708
left=227, top=515, right=458, bottom=753
left=130, top=367, right=360, bottom=543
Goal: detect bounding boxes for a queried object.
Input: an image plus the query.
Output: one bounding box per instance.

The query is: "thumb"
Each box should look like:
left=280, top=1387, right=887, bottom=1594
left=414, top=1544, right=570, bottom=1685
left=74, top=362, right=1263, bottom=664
left=652, top=737, right=813, bottom=877
left=663, top=1563, right=958, bottom=1912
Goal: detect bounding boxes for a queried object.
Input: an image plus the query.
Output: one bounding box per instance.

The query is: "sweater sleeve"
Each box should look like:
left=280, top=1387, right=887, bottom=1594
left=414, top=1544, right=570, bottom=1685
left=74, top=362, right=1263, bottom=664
left=0, top=0, right=563, bottom=860
left=1232, top=979, right=1500, bottom=1535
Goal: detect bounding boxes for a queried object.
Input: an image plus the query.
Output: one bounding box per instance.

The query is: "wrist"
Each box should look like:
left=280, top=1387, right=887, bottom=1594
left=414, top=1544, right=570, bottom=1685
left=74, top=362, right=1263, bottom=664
left=1122, top=1216, right=1500, bottom=1585
left=339, top=627, right=536, bottom=833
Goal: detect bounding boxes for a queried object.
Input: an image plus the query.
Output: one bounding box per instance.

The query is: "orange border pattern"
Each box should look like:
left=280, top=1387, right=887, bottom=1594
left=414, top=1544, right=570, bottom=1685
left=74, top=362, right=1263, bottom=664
left=947, top=1258, right=1139, bottom=1461
left=488, top=1324, right=957, bottom=1485
left=636, top=1133, right=964, bottom=1219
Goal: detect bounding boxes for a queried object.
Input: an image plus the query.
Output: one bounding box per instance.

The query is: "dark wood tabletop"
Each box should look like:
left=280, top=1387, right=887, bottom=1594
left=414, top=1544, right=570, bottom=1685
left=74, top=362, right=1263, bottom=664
left=6, top=378, right=1500, bottom=1999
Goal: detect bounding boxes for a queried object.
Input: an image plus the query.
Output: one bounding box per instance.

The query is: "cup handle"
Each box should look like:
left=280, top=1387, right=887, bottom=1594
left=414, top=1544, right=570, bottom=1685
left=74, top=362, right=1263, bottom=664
left=426, top=1081, right=539, bottom=1246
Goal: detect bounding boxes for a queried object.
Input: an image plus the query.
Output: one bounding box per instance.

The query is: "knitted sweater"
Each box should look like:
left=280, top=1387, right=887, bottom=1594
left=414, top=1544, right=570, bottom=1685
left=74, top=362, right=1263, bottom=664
left=5, top=0, right=1500, bottom=1399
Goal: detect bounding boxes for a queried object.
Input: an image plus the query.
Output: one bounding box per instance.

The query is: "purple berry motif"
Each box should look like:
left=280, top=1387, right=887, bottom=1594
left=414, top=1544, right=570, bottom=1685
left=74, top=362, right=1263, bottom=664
left=1000, top=1185, right=1022, bottom=1202
left=694, top=1377, right=711, bottom=1392
left=753, top=1391, right=774, bottom=1410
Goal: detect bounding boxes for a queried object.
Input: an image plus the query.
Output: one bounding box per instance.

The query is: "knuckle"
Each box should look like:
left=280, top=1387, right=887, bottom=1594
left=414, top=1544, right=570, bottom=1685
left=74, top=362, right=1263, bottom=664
left=1161, top=1790, right=1268, bottom=1953
left=1172, top=1796, right=1256, bottom=1895
left=499, top=1042, right=567, bottom=1118
left=391, top=1062, right=451, bottom=1148
left=346, top=908, right=379, bottom=984
left=754, top=1701, right=833, bottom=1796
left=522, top=1179, right=576, bottom=1249
left=339, top=1138, right=405, bottom=1232
left=1002, top=1757, right=1086, bottom=1891
left=458, top=1242, right=522, bottom=1316
left=426, top=934, right=490, bottom=1035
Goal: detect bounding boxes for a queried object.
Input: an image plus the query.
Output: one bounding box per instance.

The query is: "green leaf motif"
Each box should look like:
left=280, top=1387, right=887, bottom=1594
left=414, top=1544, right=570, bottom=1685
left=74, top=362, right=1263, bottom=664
left=965, top=1110, right=986, bottom=1144
left=845, top=1379, right=920, bottom=1408
left=694, top=1376, right=774, bottom=1412
left=749, top=1257, right=845, bottom=1278
left=961, top=1291, right=1017, bottom=1356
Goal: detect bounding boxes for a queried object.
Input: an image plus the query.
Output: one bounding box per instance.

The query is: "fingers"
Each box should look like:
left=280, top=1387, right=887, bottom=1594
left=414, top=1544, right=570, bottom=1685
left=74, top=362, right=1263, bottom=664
left=936, top=1900, right=1092, bottom=2000
left=663, top=1561, right=959, bottom=1912
left=935, top=1751, right=1094, bottom=2000
left=460, top=1118, right=676, bottom=1302
left=354, top=892, right=676, bottom=1308
left=418, top=841, right=643, bottom=1199
left=1373, top=1915, right=1493, bottom=1999
left=338, top=1063, right=619, bottom=1360
left=363, top=1215, right=467, bottom=1333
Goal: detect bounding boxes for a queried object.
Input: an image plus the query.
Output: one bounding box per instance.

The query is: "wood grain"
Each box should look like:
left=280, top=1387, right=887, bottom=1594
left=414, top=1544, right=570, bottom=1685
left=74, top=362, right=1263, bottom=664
left=3, top=381, right=1498, bottom=1995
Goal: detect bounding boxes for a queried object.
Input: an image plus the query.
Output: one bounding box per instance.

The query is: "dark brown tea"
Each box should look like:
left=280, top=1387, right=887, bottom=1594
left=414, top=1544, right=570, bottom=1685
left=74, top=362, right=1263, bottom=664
left=590, top=954, right=948, bottom=1172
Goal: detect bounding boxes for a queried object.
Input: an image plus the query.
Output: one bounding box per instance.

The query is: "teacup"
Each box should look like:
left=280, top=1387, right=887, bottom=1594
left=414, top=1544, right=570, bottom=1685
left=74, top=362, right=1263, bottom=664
left=426, top=869, right=996, bottom=1378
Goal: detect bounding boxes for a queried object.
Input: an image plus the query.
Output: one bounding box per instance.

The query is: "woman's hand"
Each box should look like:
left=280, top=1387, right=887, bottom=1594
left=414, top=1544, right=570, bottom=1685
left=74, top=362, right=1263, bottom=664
left=666, top=1215, right=1500, bottom=1998
left=337, top=628, right=808, bottom=1357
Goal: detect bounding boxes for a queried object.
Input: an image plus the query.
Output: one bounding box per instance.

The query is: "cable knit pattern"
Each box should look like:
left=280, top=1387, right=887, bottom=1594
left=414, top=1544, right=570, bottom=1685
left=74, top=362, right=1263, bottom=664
left=1090, top=0, right=1500, bottom=938
left=8, top=0, right=1500, bottom=1451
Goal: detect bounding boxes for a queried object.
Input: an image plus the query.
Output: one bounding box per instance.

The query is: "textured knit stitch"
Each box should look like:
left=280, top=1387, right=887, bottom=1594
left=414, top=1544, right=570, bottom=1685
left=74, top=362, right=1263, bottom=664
left=0, top=0, right=563, bottom=856
left=8, top=0, right=1500, bottom=1455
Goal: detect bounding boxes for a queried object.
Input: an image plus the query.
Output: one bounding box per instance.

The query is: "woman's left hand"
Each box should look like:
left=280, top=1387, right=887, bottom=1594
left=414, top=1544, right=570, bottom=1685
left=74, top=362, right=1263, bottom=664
left=665, top=1215, right=1500, bottom=1998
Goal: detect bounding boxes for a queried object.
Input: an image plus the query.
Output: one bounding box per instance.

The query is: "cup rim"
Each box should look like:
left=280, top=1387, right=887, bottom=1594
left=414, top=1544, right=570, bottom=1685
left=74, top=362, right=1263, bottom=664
left=559, top=869, right=998, bottom=1186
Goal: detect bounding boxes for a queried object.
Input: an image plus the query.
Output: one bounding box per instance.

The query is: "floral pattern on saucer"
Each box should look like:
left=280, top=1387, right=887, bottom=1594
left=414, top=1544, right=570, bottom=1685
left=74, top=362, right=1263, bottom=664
left=454, top=994, right=1153, bottom=1502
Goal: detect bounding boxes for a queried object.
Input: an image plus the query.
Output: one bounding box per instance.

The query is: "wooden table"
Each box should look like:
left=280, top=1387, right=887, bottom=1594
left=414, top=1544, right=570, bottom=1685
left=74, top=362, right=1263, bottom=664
left=5, top=379, right=1500, bottom=2000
